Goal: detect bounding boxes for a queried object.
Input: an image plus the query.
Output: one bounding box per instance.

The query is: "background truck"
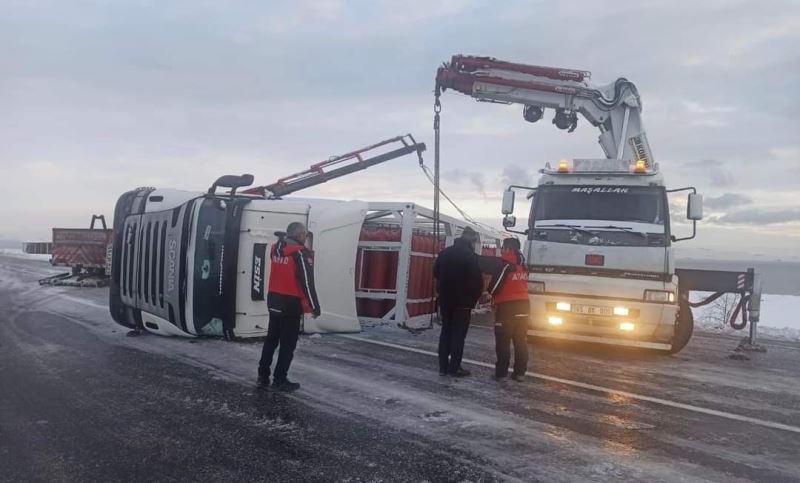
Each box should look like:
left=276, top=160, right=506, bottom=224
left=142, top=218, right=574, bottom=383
left=435, top=55, right=763, bottom=353
left=39, top=215, right=113, bottom=287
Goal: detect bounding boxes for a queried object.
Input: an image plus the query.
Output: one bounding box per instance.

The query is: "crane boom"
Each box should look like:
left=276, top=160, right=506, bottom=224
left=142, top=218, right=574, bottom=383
left=243, top=134, right=426, bottom=198
left=436, top=55, right=654, bottom=166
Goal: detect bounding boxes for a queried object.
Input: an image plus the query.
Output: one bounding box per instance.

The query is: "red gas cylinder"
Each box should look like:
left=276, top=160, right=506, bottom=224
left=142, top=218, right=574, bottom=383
left=383, top=228, right=401, bottom=316
left=355, top=228, right=373, bottom=317
left=418, top=234, right=434, bottom=316
left=407, top=232, right=424, bottom=317
left=362, top=228, right=389, bottom=318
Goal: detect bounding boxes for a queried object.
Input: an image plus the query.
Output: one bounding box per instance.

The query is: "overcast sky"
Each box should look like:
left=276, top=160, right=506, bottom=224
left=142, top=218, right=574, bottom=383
left=2, top=0, right=798, bottom=259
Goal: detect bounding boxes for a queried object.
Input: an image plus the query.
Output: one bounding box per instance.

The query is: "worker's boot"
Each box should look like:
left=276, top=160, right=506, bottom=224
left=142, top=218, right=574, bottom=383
left=257, top=376, right=270, bottom=389
left=511, top=374, right=525, bottom=382
left=450, top=368, right=471, bottom=377
left=273, top=379, right=301, bottom=392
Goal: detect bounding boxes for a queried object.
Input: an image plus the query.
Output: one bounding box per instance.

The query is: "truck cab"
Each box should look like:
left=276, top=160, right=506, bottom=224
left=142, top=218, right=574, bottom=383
left=502, top=159, right=702, bottom=352
left=109, top=179, right=366, bottom=339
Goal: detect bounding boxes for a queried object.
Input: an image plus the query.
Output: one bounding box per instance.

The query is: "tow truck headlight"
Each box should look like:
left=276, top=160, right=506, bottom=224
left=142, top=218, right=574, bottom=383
left=644, top=290, right=675, bottom=303
left=555, top=302, right=571, bottom=312
left=613, top=306, right=629, bottom=316
left=619, top=322, right=635, bottom=331
left=548, top=316, right=563, bottom=326
left=528, top=281, right=545, bottom=294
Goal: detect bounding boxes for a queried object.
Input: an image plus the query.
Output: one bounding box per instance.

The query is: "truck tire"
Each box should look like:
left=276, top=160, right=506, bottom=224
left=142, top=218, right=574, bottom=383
left=669, top=302, right=694, bottom=354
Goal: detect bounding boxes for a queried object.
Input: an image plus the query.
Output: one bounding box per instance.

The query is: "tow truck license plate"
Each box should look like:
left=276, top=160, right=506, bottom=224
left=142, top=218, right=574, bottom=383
left=571, top=304, right=612, bottom=316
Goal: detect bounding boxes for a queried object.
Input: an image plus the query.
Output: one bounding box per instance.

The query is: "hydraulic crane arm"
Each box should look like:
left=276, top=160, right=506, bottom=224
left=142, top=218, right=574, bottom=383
left=242, top=134, right=426, bottom=198
left=436, top=55, right=654, bottom=166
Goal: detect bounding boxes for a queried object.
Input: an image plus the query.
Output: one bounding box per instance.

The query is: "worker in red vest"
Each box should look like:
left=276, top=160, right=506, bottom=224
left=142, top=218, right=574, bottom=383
left=487, top=237, right=530, bottom=381
left=258, top=222, right=321, bottom=392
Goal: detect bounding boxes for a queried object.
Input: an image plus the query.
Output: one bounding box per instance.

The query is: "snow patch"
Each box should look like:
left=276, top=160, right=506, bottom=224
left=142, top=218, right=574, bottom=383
left=0, top=248, right=52, bottom=263
left=691, top=292, right=800, bottom=340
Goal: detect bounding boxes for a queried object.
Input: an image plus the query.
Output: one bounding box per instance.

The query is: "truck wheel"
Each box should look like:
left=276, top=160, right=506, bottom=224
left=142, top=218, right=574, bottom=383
left=669, top=303, right=694, bottom=354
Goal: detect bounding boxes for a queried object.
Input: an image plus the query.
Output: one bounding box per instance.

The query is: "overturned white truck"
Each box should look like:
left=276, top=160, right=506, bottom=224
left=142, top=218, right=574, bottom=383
left=109, top=136, right=501, bottom=338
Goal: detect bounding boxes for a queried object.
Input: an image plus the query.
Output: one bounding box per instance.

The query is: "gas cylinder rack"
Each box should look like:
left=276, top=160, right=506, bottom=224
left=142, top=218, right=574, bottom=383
left=355, top=201, right=501, bottom=329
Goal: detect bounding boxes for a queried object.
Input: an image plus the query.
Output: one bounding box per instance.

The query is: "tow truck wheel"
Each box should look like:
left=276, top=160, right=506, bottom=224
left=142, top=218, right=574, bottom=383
left=669, top=302, right=694, bottom=354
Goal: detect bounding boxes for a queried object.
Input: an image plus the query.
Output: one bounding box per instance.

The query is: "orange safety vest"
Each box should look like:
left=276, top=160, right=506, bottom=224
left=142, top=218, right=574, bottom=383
left=492, top=251, right=529, bottom=305
left=267, top=241, right=313, bottom=313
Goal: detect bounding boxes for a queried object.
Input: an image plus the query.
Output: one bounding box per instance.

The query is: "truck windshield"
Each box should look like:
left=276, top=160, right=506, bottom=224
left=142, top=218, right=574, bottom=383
left=529, top=185, right=668, bottom=247
left=191, top=198, right=227, bottom=336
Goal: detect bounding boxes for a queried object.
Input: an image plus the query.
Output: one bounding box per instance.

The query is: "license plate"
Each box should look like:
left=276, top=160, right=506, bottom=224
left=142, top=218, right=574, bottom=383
left=571, top=304, right=612, bottom=316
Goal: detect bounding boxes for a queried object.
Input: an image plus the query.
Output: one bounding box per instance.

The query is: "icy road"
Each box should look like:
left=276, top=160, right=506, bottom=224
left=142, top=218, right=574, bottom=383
left=1, top=254, right=799, bottom=482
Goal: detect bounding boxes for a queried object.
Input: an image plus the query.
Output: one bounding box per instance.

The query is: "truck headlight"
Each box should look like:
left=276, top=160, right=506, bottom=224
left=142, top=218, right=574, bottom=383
left=613, top=306, right=629, bottom=316
left=644, top=290, right=675, bottom=303
left=619, top=322, right=635, bottom=331
left=548, top=316, right=563, bottom=326
left=528, top=281, right=545, bottom=294
left=555, top=302, right=571, bottom=312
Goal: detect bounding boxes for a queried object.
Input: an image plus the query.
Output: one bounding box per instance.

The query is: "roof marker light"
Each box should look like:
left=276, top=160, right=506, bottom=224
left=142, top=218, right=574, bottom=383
left=557, top=160, right=570, bottom=173
left=634, top=159, right=647, bottom=173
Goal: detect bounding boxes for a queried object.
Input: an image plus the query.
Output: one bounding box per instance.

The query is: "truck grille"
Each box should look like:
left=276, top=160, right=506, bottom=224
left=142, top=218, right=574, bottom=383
left=120, top=204, right=190, bottom=327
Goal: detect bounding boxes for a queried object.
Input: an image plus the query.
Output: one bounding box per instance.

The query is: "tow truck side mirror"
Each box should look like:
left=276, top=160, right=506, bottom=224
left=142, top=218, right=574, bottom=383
left=687, top=193, right=703, bottom=221
left=503, top=215, right=517, bottom=228
left=501, top=189, right=515, bottom=215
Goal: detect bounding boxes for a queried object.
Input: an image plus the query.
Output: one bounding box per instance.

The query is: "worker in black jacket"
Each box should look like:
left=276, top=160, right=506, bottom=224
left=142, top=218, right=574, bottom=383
left=258, top=222, right=321, bottom=392
left=433, top=226, right=484, bottom=377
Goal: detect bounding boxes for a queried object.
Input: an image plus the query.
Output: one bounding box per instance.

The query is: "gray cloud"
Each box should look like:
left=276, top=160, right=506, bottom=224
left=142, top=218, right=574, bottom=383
left=683, top=159, right=736, bottom=187
left=500, top=164, right=534, bottom=188
left=709, top=208, right=800, bottom=225
left=1, top=0, right=799, bottom=260
left=444, top=169, right=486, bottom=197
left=704, top=192, right=753, bottom=210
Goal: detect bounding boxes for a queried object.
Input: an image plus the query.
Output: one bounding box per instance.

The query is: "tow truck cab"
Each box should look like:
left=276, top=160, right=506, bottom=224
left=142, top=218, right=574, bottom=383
left=502, top=159, right=703, bottom=352
left=109, top=183, right=366, bottom=339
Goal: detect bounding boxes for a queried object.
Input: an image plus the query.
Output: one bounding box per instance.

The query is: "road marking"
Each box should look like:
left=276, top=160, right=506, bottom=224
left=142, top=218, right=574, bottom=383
left=474, top=323, right=800, bottom=352
left=340, top=334, right=800, bottom=435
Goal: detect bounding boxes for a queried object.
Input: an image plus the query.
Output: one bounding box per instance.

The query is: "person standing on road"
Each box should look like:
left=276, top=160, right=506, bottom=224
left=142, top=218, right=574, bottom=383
left=487, top=237, right=530, bottom=382
left=258, top=222, right=321, bottom=392
left=433, top=226, right=484, bottom=377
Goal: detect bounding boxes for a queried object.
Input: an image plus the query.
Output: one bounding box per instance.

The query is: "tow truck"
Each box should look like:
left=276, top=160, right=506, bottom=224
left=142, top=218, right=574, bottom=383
left=435, top=55, right=763, bottom=353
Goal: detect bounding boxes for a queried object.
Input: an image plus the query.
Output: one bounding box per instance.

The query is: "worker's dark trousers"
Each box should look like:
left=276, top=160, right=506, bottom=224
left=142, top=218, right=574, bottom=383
left=438, top=307, right=472, bottom=374
left=494, top=302, right=530, bottom=377
left=259, top=311, right=301, bottom=382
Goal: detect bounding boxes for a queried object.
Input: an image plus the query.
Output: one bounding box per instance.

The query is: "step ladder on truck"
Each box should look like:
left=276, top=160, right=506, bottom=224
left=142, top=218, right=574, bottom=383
left=434, top=54, right=764, bottom=353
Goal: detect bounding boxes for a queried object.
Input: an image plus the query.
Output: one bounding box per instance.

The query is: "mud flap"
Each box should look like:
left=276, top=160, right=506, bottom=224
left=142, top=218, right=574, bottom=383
left=669, top=301, right=694, bottom=354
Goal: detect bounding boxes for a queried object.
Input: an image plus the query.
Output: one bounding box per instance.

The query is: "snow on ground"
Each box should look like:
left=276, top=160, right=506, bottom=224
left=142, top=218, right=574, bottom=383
left=692, top=292, right=800, bottom=341
left=0, top=248, right=52, bottom=263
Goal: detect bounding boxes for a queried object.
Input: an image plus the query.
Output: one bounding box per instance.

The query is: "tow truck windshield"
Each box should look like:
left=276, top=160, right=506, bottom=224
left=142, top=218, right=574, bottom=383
left=529, top=185, right=668, bottom=247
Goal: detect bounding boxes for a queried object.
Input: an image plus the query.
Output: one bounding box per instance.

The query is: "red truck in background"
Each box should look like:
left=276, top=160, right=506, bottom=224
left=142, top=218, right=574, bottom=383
left=40, top=215, right=113, bottom=287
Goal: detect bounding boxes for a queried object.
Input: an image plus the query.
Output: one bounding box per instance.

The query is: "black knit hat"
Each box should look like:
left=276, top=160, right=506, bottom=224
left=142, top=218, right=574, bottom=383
left=502, top=237, right=521, bottom=250
left=460, top=226, right=478, bottom=242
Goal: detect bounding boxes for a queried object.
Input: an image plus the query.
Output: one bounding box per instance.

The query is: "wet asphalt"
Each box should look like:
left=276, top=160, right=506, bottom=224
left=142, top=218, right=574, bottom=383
left=0, top=257, right=492, bottom=482
left=1, top=253, right=799, bottom=482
